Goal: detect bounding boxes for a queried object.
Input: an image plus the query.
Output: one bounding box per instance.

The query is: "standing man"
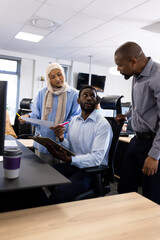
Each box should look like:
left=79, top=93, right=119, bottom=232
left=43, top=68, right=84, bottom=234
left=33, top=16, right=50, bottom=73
left=114, top=41, right=160, bottom=204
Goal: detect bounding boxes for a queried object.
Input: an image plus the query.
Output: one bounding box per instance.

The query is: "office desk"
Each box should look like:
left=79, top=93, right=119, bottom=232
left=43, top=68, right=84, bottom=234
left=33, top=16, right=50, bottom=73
left=0, top=138, right=70, bottom=192
left=17, top=139, right=34, bottom=148
left=0, top=192, right=160, bottom=240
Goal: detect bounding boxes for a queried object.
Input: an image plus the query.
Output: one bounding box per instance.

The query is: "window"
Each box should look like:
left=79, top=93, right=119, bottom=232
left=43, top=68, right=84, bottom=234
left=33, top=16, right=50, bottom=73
left=0, top=56, right=21, bottom=124
left=61, top=64, right=69, bottom=82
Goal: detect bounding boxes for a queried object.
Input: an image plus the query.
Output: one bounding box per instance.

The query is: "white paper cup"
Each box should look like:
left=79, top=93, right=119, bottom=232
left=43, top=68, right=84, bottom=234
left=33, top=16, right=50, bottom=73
left=3, top=148, right=22, bottom=179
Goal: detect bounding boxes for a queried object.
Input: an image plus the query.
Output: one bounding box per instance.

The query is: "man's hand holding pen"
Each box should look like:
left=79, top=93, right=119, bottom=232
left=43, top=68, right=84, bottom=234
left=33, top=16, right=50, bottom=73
left=50, top=121, right=69, bottom=142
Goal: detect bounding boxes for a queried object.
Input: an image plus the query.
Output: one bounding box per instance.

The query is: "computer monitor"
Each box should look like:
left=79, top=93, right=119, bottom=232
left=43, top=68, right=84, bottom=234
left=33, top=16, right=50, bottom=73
left=91, top=74, right=106, bottom=91
left=121, top=102, right=131, bottom=115
left=77, top=73, right=89, bottom=90
left=0, top=81, right=7, bottom=155
left=120, top=102, right=134, bottom=136
left=77, top=72, right=106, bottom=91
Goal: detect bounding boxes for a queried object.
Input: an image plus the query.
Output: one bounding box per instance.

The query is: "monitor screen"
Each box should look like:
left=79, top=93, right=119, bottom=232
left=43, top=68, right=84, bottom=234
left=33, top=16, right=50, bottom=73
left=77, top=73, right=89, bottom=90
left=77, top=72, right=106, bottom=91
left=0, top=81, right=7, bottom=155
left=91, top=74, right=106, bottom=91
left=121, top=102, right=131, bottom=115
left=122, top=106, right=130, bottom=115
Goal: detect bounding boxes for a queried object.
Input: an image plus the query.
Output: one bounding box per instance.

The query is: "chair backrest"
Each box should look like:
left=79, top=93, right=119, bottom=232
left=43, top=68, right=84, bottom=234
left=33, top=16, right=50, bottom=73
left=105, top=117, right=124, bottom=182
left=100, top=95, right=123, bottom=115
left=13, top=98, right=33, bottom=138
left=100, top=95, right=124, bottom=183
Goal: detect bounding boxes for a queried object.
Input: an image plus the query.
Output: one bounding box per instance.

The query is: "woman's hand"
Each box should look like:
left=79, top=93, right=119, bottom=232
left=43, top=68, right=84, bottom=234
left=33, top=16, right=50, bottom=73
left=18, top=114, right=30, bottom=124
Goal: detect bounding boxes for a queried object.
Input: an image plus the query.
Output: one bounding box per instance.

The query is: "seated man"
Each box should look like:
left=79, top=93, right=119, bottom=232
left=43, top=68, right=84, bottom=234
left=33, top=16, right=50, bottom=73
left=45, top=85, right=113, bottom=204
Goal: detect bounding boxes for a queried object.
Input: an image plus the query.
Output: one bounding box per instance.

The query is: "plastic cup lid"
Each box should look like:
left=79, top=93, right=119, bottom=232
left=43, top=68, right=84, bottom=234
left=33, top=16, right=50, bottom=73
left=4, top=147, right=22, bottom=157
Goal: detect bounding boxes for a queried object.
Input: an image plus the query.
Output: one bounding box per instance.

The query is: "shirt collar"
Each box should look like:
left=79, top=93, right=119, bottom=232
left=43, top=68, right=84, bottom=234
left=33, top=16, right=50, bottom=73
left=135, top=57, right=153, bottom=79
left=77, top=109, right=98, bottom=122
left=67, top=85, right=71, bottom=92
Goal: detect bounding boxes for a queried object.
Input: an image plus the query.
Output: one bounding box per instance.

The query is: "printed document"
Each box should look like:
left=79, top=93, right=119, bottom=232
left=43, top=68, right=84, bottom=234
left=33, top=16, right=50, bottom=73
left=21, top=116, right=54, bottom=127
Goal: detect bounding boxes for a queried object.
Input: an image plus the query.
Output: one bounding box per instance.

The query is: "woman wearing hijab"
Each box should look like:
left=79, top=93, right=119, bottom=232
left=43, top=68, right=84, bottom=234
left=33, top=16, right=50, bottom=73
left=20, top=62, right=80, bottom=163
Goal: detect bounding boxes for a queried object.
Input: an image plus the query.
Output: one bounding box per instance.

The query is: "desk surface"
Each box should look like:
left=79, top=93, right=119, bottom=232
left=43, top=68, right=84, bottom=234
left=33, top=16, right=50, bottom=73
left=0, top=137, right=70, bottom=192
left=0, top=192, right=160, bottom=240
left=17, top=139, right=34, bottom=148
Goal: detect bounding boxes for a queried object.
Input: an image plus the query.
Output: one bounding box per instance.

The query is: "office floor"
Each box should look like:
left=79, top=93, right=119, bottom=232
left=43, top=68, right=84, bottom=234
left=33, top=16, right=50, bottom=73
left=107, top=182, right=118, bottom=196
left=106, top=181, right=142, bottom=196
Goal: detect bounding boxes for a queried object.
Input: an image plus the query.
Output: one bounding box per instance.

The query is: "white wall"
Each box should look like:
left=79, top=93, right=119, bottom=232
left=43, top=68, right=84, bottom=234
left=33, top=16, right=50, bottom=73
left=0, top=49, right=132, bottom=107
left=104, top=72, right=132, bottom=102
left=19, top=58, right=34, bottom=101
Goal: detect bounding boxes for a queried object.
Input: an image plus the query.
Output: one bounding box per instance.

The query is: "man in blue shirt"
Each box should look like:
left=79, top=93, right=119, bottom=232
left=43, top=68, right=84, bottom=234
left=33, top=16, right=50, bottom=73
left=46, top=85, right=113, bottom=203
left=114, top=41, right=160, bottom=204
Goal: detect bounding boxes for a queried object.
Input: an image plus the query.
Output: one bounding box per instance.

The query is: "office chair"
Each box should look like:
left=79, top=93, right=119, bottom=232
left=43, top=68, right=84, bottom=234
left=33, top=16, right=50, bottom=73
left=13, top=98, right=34, bottom=139
left=74, top=95, right=124, bottom=200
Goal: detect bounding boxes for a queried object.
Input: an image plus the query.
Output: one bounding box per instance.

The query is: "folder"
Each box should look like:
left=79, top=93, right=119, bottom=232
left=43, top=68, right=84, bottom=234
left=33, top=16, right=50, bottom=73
left=30, top=136, right=75, bottom=156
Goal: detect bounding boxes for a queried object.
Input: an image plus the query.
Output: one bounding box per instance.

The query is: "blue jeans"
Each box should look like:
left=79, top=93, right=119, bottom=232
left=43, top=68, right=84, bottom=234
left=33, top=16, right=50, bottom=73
left=118, top=136, right=160, bottom=204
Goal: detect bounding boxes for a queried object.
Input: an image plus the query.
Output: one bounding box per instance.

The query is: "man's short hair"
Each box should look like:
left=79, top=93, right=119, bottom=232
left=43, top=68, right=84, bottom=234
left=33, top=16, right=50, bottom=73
left=78, top=85, right=97, bottom=98
left=115, top=41, right=143, bottom=60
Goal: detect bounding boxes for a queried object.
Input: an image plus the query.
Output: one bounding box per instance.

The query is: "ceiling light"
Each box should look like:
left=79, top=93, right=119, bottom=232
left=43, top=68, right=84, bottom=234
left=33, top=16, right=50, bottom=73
left=109, top=66, right=121, bottom=76
left=32, top=18, right=58, bottom=29
left=15, top=32, right=44, bottom=42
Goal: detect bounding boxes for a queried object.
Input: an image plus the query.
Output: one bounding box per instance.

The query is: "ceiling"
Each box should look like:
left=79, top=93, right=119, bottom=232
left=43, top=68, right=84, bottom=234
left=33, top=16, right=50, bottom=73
left=1, top=0, right=160, bottom=67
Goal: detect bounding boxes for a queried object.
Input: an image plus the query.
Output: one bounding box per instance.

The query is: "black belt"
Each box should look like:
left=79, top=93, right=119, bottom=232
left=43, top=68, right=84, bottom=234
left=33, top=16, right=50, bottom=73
left=135, top=132, right=156, bottom=139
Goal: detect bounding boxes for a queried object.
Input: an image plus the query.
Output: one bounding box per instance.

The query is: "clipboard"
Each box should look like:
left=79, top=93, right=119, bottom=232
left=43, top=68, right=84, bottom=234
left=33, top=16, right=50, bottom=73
left=30, top=136, right=75, bottom=156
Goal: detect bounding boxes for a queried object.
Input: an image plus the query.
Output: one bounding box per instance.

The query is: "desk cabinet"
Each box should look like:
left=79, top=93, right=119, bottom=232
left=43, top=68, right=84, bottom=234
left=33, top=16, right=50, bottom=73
left=0, top=136, right=70, bottom=212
